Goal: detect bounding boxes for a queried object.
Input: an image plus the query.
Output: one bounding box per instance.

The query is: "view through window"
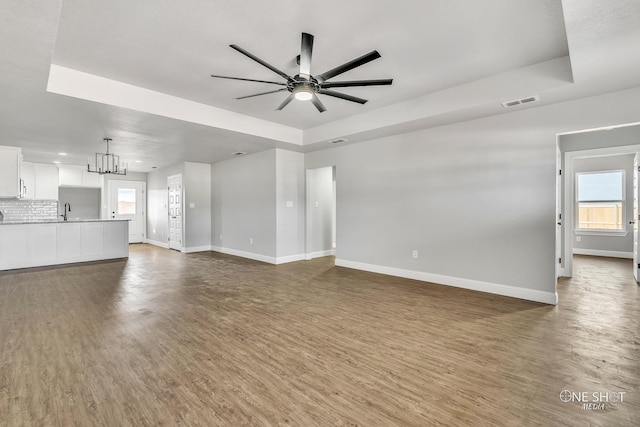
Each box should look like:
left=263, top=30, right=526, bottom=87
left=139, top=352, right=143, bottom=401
left=118, top=188, right=136, bottom=215
left=576, top=170, right=624, bottom=230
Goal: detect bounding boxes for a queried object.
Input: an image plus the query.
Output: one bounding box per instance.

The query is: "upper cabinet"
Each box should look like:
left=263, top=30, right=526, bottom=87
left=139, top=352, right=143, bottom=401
left=21, top=162, right=35, bottom=199
left=21, top=162, right=59, bottom=200
left=0, top=146, right=21, bottom=198
left=58, top=165, right=102, bottom=188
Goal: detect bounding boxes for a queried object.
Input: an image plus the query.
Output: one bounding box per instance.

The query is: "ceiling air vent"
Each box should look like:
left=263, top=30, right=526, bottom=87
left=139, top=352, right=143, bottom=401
left=501, top=95, right=540, bottom=108
left=328, top=138, right=348, bottom=144
left=232, top=151, right=247, bottom=156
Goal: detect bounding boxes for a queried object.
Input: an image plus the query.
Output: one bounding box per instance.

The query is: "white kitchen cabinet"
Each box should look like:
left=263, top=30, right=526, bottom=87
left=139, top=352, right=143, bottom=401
left=21, top=162, right=59, bottom=200
left=0, top=146, right=21, bottom=198
left=0, top=220, right=129, bottom=270
left=58, top=165, right=102, bottom=188
left=21, top=162, right=35, bottom=199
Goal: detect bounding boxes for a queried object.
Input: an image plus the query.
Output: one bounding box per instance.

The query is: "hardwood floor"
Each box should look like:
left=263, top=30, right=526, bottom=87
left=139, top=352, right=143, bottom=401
left=1, top=247, right=638, bottom=426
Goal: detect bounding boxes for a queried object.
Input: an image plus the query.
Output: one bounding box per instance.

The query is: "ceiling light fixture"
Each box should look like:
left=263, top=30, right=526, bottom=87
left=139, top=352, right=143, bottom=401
left=87, top=137, right=127, bottom=175
left=58, top=152, right=67, bottom=156
left=293, top=85, right=314, bottom=101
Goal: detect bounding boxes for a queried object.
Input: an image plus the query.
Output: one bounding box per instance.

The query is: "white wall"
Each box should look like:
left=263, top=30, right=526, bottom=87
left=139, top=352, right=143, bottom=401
left=275, top=149, right=305, bottom=260
left=304, top=86, right=640, bottom=304
left=306, top=166, right=335, bottom=258
left=572, top=154, right=634, bottom=256
left=212, top=150, right=277, bottom=260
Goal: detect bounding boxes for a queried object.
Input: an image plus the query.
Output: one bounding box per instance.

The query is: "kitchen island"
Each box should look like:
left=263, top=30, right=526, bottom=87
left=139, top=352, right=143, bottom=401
left=0, top=219, right=128, bottom=270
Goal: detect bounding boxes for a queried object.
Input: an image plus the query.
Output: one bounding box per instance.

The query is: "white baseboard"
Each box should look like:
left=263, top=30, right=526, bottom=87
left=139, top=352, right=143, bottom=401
left=335, top=258, right=558, bottom=305
left=275, top=254, right=306, bottom=264
left=304, top=249, right=336, bottom=260
left=183, top=245, right=212, bottom=254
left=146, top=239, right=169, bottom=249
left=211, top=246, right=277, bottom=264
left=572, top=248, right=633, bottom=259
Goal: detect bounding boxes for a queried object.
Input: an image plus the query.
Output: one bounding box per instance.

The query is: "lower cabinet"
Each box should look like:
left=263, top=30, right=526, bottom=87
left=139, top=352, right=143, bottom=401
left=0, top=221, right=128, bottom=270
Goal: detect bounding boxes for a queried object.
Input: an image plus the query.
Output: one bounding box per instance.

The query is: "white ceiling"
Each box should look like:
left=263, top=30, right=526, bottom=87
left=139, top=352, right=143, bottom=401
left=1, top=0, right=640, bottom=171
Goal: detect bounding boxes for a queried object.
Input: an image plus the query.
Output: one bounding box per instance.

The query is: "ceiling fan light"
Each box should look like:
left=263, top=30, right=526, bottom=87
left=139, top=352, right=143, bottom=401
left=294, top=89, right=313, bottom=101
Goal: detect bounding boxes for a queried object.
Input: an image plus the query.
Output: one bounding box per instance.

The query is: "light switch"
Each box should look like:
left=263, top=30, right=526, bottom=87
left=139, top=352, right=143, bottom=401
left=189, top=202, right=195, bottom=208
left=286, top=201, right=294, bottom=208
left=315, top=201, right=320, bottom=208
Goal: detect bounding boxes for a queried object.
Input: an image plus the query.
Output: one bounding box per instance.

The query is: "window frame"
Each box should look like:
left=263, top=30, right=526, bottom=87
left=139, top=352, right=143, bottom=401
left=575, top=169, right=627, bottom=236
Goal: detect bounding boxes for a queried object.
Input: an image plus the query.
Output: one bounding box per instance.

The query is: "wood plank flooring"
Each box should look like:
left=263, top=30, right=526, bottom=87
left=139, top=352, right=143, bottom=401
left=1, top=247, right=638, bottom=426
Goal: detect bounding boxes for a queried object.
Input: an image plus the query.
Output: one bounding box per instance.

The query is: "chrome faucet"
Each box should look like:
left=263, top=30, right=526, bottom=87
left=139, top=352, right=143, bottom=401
left=60, top=202, right=71, bottom=221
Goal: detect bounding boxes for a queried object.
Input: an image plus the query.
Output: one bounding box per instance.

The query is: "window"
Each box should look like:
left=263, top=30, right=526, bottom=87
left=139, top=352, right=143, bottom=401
left=576, top=170, right=624, bottom=231
left=117, top=188, right=136, bottom=215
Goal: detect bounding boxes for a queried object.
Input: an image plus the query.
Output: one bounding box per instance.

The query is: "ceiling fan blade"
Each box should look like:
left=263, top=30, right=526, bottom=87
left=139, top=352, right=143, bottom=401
left=310, top=94, right=326, bottom=113
left=230, top=44, right=292, bottom=81
left=276, top=93, right=295, bottom=110
left=236, top=88, right=288, bottom=100
left=299, top=32, right=314, bottom=79
left=210, top=74, right=286, bottom=85
left=320, top=78, right=393, bottom=88
left=318, top=89, right=368, bottom=104
left=316, top=50, right=382, bottom=83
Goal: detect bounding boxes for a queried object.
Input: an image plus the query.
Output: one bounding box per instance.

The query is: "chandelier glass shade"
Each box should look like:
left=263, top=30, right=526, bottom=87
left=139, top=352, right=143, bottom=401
left=87, top=138, right=127, bottom=175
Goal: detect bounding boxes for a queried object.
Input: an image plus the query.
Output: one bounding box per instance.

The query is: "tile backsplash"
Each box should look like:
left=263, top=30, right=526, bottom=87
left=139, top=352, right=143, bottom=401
left=0, top=199, right=58, bottom=221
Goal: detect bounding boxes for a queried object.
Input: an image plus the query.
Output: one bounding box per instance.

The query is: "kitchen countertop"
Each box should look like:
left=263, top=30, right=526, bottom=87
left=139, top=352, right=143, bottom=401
left=0, top=219, right=130, bottom=225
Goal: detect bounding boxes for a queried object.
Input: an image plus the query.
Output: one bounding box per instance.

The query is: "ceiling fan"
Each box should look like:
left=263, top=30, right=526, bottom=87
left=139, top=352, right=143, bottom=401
left=211, top=32, right=393, bottom=113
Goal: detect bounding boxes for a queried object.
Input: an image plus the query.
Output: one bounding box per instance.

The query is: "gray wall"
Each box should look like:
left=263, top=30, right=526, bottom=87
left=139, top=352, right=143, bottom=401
left=304, top=85, right=640, bottom=298
left=275, top=149, right=305, bottom=259
left=561, top=125, right=640, bottom=152
left=184, top=162, right=211, bottom=250
left=306, top=166, right=335, bottom=255
left=572, top=154, right=634, bottom=254
left=58, top=187, right=100, bottom=220
left=212, top=150, right=277, bottom=257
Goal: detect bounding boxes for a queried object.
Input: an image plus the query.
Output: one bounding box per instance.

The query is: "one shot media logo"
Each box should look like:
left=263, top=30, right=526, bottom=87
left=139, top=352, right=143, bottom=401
left=559, top=389, right=627, bottom=410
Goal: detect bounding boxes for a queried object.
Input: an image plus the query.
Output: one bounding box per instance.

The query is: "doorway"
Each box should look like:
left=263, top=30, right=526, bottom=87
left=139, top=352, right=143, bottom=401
left=558, top=143, right=640, bottom=280
left=168, top=174, right=183, bottom=251
left=305, top=166, right=336, bottom=260
left=107, top=180, right=146, bottom=243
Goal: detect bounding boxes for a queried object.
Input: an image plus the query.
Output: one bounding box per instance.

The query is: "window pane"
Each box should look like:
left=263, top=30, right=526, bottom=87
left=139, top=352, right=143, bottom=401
left=577, top=171, right=622, bottom=201
left=118, top=188, right=136, bottom=214
left=578, top=202, right=622, bottom=230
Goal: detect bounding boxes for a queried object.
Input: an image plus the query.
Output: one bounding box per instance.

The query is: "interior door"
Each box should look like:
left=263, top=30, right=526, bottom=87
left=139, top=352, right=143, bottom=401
left=634, top=154, right=639, bottom=282
left=168, top=174, right=182, bottom=251
left=108, top=180, right=146, bottom=243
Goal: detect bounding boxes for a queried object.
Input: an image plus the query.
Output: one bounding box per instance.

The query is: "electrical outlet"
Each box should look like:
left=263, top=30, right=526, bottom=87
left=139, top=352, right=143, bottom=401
left=412, top=250, right=418, bottom=259
left=250, top=238, right=253, bottom=244
left=219, top=234, right=222, bottom=241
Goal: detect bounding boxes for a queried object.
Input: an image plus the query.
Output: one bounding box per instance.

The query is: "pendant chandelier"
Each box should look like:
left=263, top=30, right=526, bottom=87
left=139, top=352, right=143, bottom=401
left=87, top=137, right=127, bottom=175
